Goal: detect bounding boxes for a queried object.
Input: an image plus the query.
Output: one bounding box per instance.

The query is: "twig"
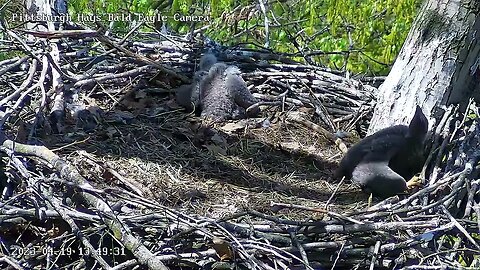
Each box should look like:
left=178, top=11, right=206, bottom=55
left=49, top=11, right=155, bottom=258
left=325, top=176, right=346, bottom=209
left=369, top=241, right=381, bottom=270
left=441, top=205, right=480, bottom=249
left=330, top=241, right=345, bottom=270
left=270, top=201, right=364, bottom=224
left=288, top=230, right=311, bottom=269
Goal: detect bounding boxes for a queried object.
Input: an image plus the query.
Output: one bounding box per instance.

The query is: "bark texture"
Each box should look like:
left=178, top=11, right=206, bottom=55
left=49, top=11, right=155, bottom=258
left=368, top=1, right=480, bottom=134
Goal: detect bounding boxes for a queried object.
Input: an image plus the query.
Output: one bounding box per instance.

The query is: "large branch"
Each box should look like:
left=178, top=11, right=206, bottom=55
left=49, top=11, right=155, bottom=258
left=0, top=136, right=169, bottom=270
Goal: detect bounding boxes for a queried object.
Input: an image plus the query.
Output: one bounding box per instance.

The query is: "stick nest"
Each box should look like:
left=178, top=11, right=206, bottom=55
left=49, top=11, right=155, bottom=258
left=0, top=29, right=479, bottom=270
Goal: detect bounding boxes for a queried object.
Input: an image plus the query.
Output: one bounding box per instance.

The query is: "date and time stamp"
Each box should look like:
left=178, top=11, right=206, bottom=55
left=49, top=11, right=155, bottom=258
left=11, top=245, right=126, bottom=257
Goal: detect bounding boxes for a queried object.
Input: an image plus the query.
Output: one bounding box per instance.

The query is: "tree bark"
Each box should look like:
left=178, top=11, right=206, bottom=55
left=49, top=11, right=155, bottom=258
left=368, top=0, right=480, bottom=134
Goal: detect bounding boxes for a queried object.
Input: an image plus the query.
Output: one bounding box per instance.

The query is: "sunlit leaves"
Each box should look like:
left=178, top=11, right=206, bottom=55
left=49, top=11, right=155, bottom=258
left=64, top=0, right=421, bottom=75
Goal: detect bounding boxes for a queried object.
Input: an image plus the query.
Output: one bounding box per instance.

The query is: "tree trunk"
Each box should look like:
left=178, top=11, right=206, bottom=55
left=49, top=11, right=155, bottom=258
left=368, top=0, right=480, bottom=134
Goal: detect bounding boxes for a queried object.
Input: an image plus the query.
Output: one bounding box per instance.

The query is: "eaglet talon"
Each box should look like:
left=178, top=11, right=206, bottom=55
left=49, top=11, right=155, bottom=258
left=406, top=175, right=423, bottom=190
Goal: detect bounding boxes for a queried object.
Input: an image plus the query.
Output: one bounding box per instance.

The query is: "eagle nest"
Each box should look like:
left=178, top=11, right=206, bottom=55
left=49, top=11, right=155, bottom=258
left=0, top=30, right=478, bottom=270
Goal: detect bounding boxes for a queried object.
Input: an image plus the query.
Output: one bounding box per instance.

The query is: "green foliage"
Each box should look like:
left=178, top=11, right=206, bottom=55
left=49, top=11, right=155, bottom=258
left=0, top=52, right=23, bottom=61
left=64, top=0, right=422, bottom=75
left=321, top=0, right=421, bottom=74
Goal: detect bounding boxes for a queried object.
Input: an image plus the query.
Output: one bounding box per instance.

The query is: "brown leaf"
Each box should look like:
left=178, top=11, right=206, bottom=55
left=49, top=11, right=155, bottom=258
left=212, top=237, right=234, bottom=261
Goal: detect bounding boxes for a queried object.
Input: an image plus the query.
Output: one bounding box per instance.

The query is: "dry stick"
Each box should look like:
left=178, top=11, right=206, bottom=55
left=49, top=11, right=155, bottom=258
left=285, top=112, right=335, bottom=141
left=240, top=243, right=294, bottom=265
left=281, top=236, right=384, bottom=253
left=111, top=187, right=201, bottom=225
left=216, top=221, right=292, bottom=245
left=1, top=204, right=101, bottom=223
left=0, top=139, right=169, bottom=270
left=77, top=150, right=148, bottom=197
left=369, top=241, right=381, bottom=270
left=111, top=193, right=225, bottom=246
left=401, top=266, right=448, bottom=270
left=391, top=163, right=473, bottom=211
left=313, top=222, right=455, bottom=265
left=333, top=113, right=354, bottom=123
left=355, top=205, right=423, bottom=221
left=94, top=35, right=188, bottom=83
left=90, top=22, right=145, bottom=61
left=307, top=87, right=364, bottom=108
left=20, top=29, right=99, bottom=39
left=344, top=105, right=369, bottom=132
left=441, top=205, right=480, bottom=249
left=192, top=24, right=211, bottom=35
left=282, top=235, right=383, bottom=255
left=42, top=8, right=69, bottom=130
left=253, top=243, right=312, bottom=270
left=428, top=133, right=451, bottom=186
left=41, top=189, right=111, bottom=269
left=0, top=56, right=23, bottom=67
left=259, top=260, right=278, bottom=270
left=406, top=188, right=459, bottom=216
left=43, top=50, right=78, bottom=82
left=419, top=248, right=480, bottom=266
left=249, top=89, right=289, bottom=109
left=0, top=190, right=30, bottom=211
left=105, top=164, right=147, bottom=197
left=246, top=101, right=283, bottom=114
left=0, top=56, right=28, bottom=76
left=285, top=111, right=348, bottom=153
left=0, top=26, right=41, bottom=62
left=366, top=196, right=400, bottom=212
left=51, top=136, right=91, bottom=152
left=428, top=106, right=456, bottom=186
left=0, top=58, right=38, bottom=107
left=150, top=29, right=184, bottom=51
left=330, top=241, right=345, bottom=270
left=288, top=231, right=311, bottom=270
left=27, top=55, right=48, bottom=142
left=443, top=126, right=480, bottom=214
left=119, top=22, right=145, bottom=45
left=73, top=65, right=153, bottom=88
left=299, top=220, right=438, bottom=234
left=281, top=93, right=286, bottom=112
left=449, top=98, right=473, bottom=145
left=442, top=177, right=470, bottom=211
left=49, top=88, right=65, bottom=130
left=262, top=199, right=434, bottom=230
left=212, top=223, right=258, bottom=269
left=325, top=176, right=346, bottom=209
left=253, top=92, right=304, bottom=106
left=421, top=105, right=453, bottom=179
left=155, top=249, right=218, bottom=262
left=295, top=73, right=336, bottom=131
left=0, top=81, right=39, bottom=128
left=270, top=201, right=363, bottom=225
left=0, top=256, right=23, bottom=270
left=378, top=222, right=455, bottom=253
left=1, top=147, right=110, bottom=268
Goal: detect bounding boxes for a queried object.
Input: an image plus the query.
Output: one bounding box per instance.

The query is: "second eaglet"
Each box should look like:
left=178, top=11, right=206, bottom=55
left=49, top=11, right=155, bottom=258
left=199, top=62, right=259, bottom=121
left=175, top=53, right=259, bottom=121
